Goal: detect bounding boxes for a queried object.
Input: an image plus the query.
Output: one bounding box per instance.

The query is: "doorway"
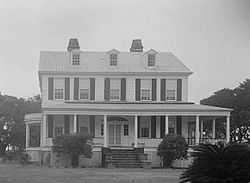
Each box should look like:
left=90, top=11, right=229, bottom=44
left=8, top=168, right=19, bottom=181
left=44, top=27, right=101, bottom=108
left=108, top=124, right=121, bottom=146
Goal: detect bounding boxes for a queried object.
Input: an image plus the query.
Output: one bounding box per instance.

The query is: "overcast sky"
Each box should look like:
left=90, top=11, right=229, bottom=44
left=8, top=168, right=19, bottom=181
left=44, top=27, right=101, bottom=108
left=0, top=0, right=249, bottom=103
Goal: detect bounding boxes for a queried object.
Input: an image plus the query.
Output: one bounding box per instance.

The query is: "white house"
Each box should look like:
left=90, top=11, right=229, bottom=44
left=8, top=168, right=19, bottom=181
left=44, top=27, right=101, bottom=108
left=25, top=39, right=232, bottom=167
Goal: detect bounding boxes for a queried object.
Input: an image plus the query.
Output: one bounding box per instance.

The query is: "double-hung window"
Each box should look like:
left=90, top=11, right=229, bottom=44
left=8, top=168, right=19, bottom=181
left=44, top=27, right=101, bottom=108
left=110, top=54, right=117, bottom=66
left=79, top=79, right=90, bottom=100
left=54, top=78, right=64, bottom=100
left=141, top=127, right=150, bottom=137
left=166, top=80, right=176, bottom=101
left=55, top=127, right=63, bottom=137
left=110, top=79, right=120, bottom=100
left=148, top=54, right=155, bottom=67
left=72, top=53, right=80, bottom=66
left=141, top=79, right=151, bottom=101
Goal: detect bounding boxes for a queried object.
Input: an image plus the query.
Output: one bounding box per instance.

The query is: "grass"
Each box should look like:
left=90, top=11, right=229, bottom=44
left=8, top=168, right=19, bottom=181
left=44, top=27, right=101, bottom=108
left=0, top=165, right=183, bottom=183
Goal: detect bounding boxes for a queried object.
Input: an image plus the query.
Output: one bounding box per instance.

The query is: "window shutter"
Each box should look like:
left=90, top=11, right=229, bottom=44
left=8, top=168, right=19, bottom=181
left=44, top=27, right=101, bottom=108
left=65, top=78, right=70, bottom=100
left=176, top=116, right=182, bottom=135
left=160, top=116, right=165, bottom=138
left=64, top=115, right=70, bottom=134
left=104, top=78, right=110, bottom=101
left=90, top=115, right=95, bottom=137
left=74, top=78, right=79, bottom=100
left=160, top=79, right=166, bottom=101
left=137, top=116, right=140, bottom=138
left=152, top=79, right=157, bottom=101
left=48, top=115, right=53, bottom=138
left=177, top=79, right=182, bottom=101
left=121, top=78, right=126, bottom=101
left=90, top=78, right=95, bottom=100
left=48, top=78, right=54, bottom=100
left=135, top=79, right=141, bottom=101
left=151, top=116, right=156, bottom=138
left=76, top=115, right=79, bottom=133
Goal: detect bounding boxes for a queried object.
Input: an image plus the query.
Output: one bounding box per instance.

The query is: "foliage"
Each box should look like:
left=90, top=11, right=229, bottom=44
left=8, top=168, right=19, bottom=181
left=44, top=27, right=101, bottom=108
left=180, top=143, right=250, bottom=183
left=0, top=92, right=41, bottom=155
left=52, top=133, right=93, bottom=167
left=200, top=79, right=250, bottom=143
left=157, top=134, right=188, bottom=167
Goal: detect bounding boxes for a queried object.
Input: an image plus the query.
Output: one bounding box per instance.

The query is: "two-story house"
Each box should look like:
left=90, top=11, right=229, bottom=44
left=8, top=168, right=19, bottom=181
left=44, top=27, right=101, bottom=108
left=25, top=39, right=232, bottom=167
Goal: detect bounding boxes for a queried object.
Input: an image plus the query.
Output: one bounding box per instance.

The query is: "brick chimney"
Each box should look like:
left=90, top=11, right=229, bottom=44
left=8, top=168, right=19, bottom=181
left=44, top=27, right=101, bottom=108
left=67, top=38, right=80, bottom=51
left=130, top=39, right=143, bottom=52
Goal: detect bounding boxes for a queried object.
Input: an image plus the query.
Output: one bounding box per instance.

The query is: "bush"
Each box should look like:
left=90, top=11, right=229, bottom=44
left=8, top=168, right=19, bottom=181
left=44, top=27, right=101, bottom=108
left=17, top=152, right=30, bottom=165
left=52, top=133, right=93, bottom=168
left=157, top=134, right=188, bottom=167
left=180, top=142, right=250, bottom=183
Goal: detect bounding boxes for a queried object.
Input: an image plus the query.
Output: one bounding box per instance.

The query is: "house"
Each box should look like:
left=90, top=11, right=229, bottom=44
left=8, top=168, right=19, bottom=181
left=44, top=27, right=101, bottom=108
left=25, top=39, right=232, bottom=167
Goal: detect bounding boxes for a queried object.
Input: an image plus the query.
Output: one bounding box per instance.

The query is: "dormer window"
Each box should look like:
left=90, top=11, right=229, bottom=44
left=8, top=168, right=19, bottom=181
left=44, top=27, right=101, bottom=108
left=110, top=54, right=117, bottom=66
left=72, top=53, right=80, bottom=66
left=148, top=54, right=155, bottom=67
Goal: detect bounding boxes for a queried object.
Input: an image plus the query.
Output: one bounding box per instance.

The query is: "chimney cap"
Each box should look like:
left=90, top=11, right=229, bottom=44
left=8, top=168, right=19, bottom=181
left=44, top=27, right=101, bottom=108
left=67, top=38, right=80, bottom=51
left=130, top=39, right=143, bottom=52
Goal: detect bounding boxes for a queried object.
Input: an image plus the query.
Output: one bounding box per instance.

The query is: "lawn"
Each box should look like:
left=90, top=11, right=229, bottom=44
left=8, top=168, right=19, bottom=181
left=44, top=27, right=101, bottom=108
left=0, top=165, right=183, bottom=183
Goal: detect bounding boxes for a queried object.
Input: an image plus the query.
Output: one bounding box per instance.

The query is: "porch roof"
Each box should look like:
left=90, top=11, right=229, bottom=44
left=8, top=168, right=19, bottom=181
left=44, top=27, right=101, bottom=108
left=43, top=102, right=232, bottom=116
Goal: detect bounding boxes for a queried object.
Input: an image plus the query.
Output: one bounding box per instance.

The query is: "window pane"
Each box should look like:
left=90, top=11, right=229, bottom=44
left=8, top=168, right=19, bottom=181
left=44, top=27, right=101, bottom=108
left=80, top=127, right=88, bottom=134
left=148, top=54, right=155, bottom=66
left=110, top=89, right=120, bottom=100
left=166, top=90, right=175, bottom=100
left=110, top=79, right=120, bottom=100
left=80, top=89, right=89, bottom=99
left=55, top=127, right=63, bottom=137
left=124, top=124, right=129, bottom=136
left=141, top=127, right=149, bottom=137
left=55, top=89, right=63, bottom=99
left=110, top=54, right=117, bottom=66
left=72, top=53, right=80, bottom=66
left=141, top=90, right=150, bottom=100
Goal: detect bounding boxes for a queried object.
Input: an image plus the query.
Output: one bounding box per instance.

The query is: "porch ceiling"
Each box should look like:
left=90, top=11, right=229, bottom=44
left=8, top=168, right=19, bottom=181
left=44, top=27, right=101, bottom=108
left=43, top=102, right=232, bottom=116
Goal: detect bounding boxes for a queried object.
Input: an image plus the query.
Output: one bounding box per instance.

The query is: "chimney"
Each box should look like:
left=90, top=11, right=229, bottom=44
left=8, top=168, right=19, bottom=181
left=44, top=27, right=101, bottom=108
left=67, top=38, right=80, bottom=51
left=130, top=39, right=143, bottom=52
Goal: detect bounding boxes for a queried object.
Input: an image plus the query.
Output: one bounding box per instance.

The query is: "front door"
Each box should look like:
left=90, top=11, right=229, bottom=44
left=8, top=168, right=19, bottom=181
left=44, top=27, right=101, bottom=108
left=108, top=124, right=121, bottom=146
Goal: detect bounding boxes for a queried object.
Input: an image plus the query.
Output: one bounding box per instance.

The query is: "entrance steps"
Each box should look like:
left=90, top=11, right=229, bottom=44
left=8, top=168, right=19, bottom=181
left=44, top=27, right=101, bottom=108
left=102, top=148, right=151, bottom=168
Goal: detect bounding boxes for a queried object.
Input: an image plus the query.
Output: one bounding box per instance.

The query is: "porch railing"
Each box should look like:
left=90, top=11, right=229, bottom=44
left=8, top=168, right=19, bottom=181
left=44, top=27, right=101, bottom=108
left=185, top=138, right=226, bottom=146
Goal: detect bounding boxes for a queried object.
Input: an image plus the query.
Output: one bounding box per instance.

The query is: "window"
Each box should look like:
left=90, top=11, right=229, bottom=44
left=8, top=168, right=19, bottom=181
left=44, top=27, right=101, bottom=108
left=110, top=54, right=117, bottom=66
left=54, top=78, right=64, bottom=99
left=141, top=127, right=149, bottom=137
left=148, top=54, right=155, bottom=67
left=55, top=127, right=63, bottom=137
left=166, top=80, right=176, bottom=101
left=79, top=79, right=90, bottom=100
left=110, top=79, right=120, bottom=100
left=169, top=120, right=175, bottom=134
left=80, top=127, right=88, bottom=134
left=72, top=53, right=80, bottom=66
left=124, top=124, right=129, bottom=136
left=141, top=79, right=151, bottom=101
left=101, top=124, right=104, bottom=136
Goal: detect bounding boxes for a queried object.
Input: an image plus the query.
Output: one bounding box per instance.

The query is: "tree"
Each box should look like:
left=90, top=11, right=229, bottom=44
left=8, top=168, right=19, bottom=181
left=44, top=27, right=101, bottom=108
left=0, top=92, right=41, bottom=155
left=52, top=133, right=93, bottom=167
left=200, top=79, right=250, bottom=143
left=157, top=134, right=188, bottom=167
left=180, top=143, right=250, bottom=183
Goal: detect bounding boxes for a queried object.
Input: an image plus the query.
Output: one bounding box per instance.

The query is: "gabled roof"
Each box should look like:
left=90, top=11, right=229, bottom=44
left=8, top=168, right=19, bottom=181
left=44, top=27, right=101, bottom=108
left=39, top=51, right=192, bottom=74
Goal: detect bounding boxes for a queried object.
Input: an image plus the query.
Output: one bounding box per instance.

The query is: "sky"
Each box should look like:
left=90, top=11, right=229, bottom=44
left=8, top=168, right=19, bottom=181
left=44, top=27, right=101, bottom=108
left=0, top=0, right=249, bottom=103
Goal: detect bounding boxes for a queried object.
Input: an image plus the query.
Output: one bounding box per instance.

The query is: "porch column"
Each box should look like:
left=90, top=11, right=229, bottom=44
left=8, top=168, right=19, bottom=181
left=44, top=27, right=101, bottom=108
left=200, top=121, right=204, bottom=138
left=195, top=116, right=200, bottom=145
left=42, top=114, right=46, bottom=147
left=165, top=115, right=169, bottom=134
left=212, top=119, right=216, bottom=139
left=26, top=124, right=29, bottom=148
left=103, top=115, right=107, bottom=147
left=73, top=114, right=77, bottom=133
left=134, top=115, right=138, bottom=148
left=226, top=116, right=230, bottom=143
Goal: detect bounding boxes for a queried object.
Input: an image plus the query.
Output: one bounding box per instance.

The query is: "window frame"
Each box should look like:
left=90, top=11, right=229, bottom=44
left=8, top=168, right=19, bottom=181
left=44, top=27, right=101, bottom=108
left=54, top=78, right=64, bottom=100
left=79, top=78, right=90, bottom=100
left=110, top=78, right=120, bottom=101
left=140, top=79, right=151, bottom=101
left=165, top=79, right=177, bottom=101
left=148, top=54, right=156, bottom=67
left=124, top=124, right=129, bottom=136
left=110, top=54, right=118, bottom=66
left=141, top=127, right=150, bottom=138
left=55, top=126, right=63, bottom=137
left=72, top=52, right=80, bottom=66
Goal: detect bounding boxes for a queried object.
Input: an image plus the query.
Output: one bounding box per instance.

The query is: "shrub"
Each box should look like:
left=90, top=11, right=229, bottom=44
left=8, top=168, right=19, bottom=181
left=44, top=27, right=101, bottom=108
left=17, top=152, right=30, bottom=165
left=157, top=134, right=188, bottom=167
left=180, top=142, right=250, bottom=183
left=52, top=133, right=93, bottom=168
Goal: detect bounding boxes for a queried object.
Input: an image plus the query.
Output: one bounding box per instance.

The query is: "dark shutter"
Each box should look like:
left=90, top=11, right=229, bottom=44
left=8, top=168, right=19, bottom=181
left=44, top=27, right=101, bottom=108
left=48, top=78, right=53, bottom=100
left=160, top=116, right=165, bottom=138
left=64, top=115, right=70, bottom=134
left=152, top=79, right=157, bottom=101
left=137, top=116, right=140, bottom=138
left=65, top=78, right=70, bottom=100
left=135, top=79, right=141, bottom=101
left=76, top=115, right=79, bottom=133
left=161, top=79, right=166, bottom=101
left=176, top=116, right=182, bottom=135
left=121, top=78, right=126, bottom=101
left=48, top=115, right=53, bottom=138
left=90, top=115, right=95, bottom=137
left=104, top=78, right=110, bottom=101
left=177, top=79, right=182, bottom=101
left=90, top=78, right=95, bottom=100
left=151, top=116, right=156, bottom=138
left=74, top=78, right=79, bottom=100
